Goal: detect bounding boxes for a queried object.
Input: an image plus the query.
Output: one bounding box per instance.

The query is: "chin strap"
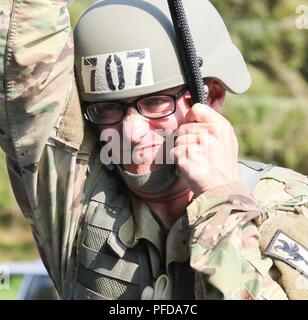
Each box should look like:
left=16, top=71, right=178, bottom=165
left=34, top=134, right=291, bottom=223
left=115, top=164, right=179, bottom=194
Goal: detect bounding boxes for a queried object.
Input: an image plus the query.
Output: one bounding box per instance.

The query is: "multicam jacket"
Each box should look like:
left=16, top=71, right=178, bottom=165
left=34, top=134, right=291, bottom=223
left=1, top=0, right=308, bottom=300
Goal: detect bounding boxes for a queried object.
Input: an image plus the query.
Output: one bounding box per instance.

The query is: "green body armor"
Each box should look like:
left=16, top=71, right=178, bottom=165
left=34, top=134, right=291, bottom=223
left=71, top=160, right=272, bottom=300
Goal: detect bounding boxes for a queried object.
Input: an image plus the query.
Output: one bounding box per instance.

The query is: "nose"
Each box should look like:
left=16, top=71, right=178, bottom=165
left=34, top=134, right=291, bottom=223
left=122, top=107, right=150, bottom=145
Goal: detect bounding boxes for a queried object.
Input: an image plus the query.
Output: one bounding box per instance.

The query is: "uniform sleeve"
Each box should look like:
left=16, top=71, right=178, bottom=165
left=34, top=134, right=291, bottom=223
left=0, top=0, right=96, bottom=298
left=253, top=167, right=308, bottom=300
left=186, top=181, right=288, bottom=300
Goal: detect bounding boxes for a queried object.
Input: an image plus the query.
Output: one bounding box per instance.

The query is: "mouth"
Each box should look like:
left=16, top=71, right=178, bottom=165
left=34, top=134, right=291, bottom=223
left=122, top=144, right=160, bottom=152
left=134, top=144, right=160, bottom=151
left=129, top=144, right=165, bottom=165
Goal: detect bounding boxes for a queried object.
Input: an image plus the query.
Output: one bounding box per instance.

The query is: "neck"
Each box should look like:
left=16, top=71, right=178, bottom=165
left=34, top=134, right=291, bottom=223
left=130, top=177, right=194, bottom=228
left=116, top=164, right=194, bottom=228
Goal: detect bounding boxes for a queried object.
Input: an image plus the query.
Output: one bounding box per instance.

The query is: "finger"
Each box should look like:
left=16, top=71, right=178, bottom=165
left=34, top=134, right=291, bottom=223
left=175, top=134, right=199, bottom=147
left=184, top=103, right=226, bottom=124
left=172, top=146, right=208, bottom=177
left=170, top=145, right=187, bottom=162
left=177, top=123, right=219, bottom=138
left=171, top=144, right=205, bottom=163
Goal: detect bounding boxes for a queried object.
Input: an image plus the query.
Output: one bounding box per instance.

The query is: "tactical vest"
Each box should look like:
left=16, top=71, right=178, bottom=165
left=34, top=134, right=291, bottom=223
left=71, top=160, right=272, bottom=300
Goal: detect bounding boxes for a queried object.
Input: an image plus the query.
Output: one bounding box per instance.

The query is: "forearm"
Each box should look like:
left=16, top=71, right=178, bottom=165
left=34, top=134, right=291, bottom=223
left=187, top=181, right=288, bottom=300
left=1, top=0, right=74, bottom=162
left=0, top=0, right=83, bottom=297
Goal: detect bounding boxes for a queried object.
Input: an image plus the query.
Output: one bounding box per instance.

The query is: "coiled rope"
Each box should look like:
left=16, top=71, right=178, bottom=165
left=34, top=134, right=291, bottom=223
left=167, top=0, right=208, bottom=105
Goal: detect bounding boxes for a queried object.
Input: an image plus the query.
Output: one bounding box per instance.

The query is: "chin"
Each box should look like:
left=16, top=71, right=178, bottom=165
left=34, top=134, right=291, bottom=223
left=128, top=150, right=164, bottom=171
left=123, top=163, right=163, bottom=174
left=123, top=164, right=151, bottom=174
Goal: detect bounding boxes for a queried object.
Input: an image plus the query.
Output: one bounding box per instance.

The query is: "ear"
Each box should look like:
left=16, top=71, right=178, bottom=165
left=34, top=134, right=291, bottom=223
left=182, top=90, right=192, bottom=107
left=204, top=78, right=226, bottom=112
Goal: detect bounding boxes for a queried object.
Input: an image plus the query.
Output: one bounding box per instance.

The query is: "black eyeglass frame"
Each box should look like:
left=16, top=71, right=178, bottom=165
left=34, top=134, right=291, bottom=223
left=83, top=87, right=188, bottom=125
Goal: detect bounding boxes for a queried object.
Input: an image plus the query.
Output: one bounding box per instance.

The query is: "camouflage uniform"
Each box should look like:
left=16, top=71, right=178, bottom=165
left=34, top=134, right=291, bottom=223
left=1, top=0, right=308, bottom=300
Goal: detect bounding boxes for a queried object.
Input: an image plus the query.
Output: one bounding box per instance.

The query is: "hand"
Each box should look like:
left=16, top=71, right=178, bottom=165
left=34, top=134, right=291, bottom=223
left=170, top=103, right=240, bottom=196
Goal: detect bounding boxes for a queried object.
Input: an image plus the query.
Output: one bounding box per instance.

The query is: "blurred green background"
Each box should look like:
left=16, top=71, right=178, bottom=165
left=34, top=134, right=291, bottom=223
left=0, top=0, right=307, bottom=298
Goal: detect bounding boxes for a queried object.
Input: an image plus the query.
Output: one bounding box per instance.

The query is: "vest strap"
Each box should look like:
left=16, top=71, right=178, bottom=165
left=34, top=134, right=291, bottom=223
left=80, top=244, right=140, bottom=284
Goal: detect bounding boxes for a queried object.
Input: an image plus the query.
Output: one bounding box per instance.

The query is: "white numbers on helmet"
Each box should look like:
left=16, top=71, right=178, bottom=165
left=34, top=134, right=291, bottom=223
left=81, top=49, right=154, bottom=94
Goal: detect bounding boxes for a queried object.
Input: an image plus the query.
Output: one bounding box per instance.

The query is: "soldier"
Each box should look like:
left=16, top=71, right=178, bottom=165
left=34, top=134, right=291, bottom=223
left=1, top=0, right=308, bottom=300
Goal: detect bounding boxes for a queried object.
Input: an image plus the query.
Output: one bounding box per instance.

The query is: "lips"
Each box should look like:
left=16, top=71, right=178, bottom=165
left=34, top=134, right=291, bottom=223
left=134, top=144, right=160, bottom=151
left=122, top=144, right=160, bottom=153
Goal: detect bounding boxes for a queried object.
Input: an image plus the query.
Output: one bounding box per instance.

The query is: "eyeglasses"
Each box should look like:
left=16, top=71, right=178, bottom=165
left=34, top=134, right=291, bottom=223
left=84, top=87, right=188, bottom=125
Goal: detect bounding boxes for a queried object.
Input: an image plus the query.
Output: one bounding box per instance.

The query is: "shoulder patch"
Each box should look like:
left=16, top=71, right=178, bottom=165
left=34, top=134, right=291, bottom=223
left=266, top=230, right=308, bottom=277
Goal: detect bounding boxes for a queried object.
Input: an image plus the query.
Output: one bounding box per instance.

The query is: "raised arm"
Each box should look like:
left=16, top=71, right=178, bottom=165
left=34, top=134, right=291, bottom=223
left=0, top=0, right=95, bottom=298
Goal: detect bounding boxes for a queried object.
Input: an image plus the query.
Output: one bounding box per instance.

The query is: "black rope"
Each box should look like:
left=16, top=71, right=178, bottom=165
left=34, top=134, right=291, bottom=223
left=167, top=0, right=208, bottom=105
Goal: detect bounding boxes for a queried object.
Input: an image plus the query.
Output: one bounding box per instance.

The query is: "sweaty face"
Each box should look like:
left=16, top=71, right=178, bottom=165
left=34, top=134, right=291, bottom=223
left=98, top=85, right=191, bottom=174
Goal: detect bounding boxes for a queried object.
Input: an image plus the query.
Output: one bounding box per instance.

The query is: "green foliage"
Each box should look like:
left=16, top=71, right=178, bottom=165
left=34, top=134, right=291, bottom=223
left=223, top=95, right=308, bottom=174
left=0, top=276, right=23, bottom=300
left=211, top=0, right=308, bottom=99
left=210, top=0, right=308, bottom=174
left=68, top=0, right=94, bottom=27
